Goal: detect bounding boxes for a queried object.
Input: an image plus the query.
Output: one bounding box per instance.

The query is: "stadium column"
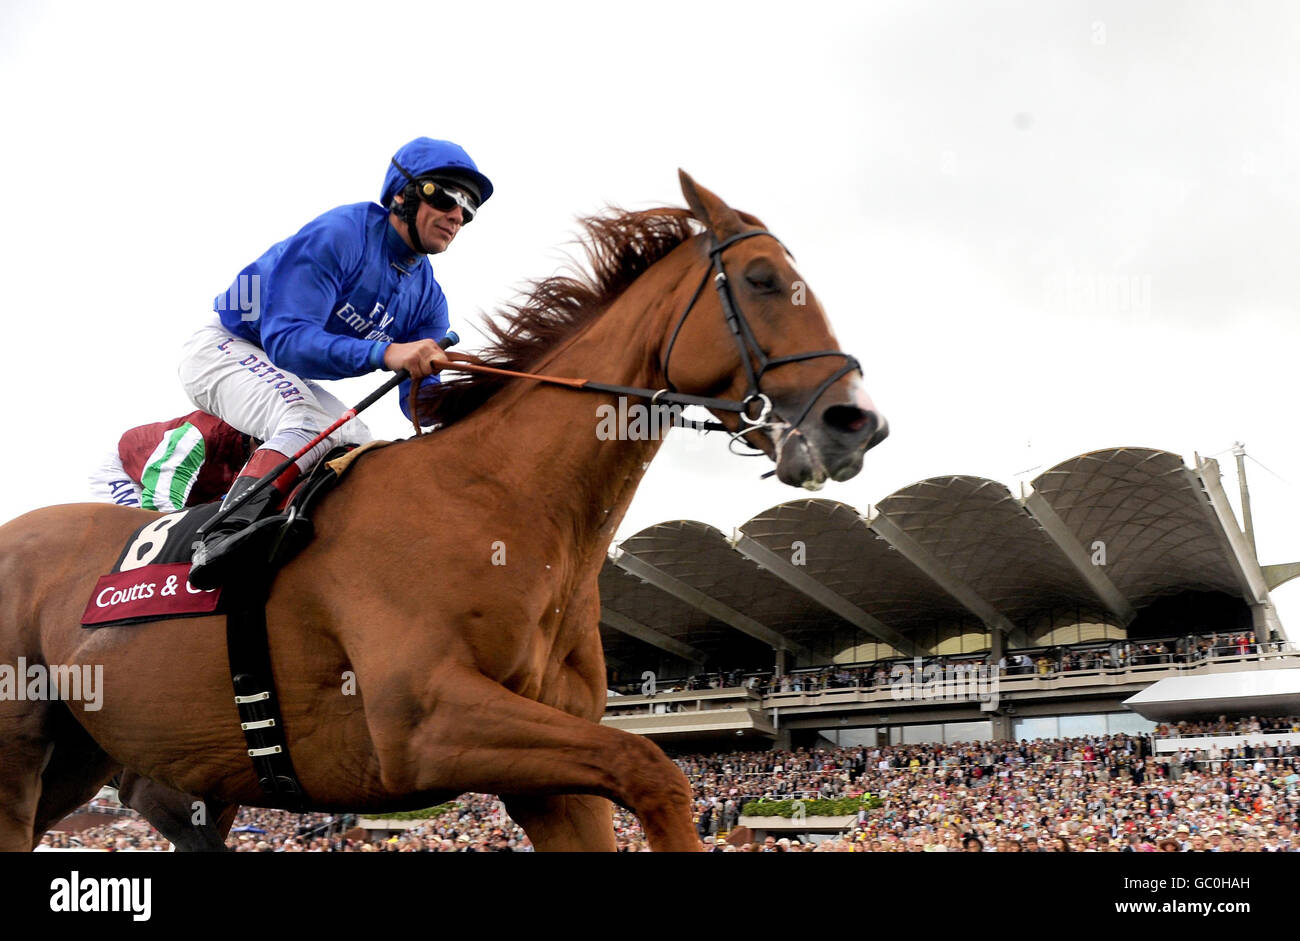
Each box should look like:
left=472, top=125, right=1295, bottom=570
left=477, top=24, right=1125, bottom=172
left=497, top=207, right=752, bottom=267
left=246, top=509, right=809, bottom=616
left=772, top=647, right=793, bottom=748
left=989, top=712, right=1013, bottom=742
left=1251, top=602, right=1281, bottom=645
left=987, top=627, right=1013, bottom=740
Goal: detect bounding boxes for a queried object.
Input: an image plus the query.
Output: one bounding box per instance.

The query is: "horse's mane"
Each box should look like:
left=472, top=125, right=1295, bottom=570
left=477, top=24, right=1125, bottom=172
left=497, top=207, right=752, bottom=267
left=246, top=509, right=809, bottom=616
left=413, top=206, right=703, bottom=428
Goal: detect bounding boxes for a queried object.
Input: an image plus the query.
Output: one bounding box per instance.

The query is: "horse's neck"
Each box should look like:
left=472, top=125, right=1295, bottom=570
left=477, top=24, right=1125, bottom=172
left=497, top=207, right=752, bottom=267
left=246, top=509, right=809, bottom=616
left=433, top=262, right=686, bottom=566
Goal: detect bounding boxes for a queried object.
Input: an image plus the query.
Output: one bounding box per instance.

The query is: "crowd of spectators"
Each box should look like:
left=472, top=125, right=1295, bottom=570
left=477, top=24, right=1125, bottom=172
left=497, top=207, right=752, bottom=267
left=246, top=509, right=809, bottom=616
left=37, top=822, right=171, bottom=852
left=40, top=793, right=534, bottom=852
left=41, top=727, right=1300, bottom=852
left=223, top=795, right=535, bottom=852
left=1155, top=716, right=1300, bottom=737
left=673, top=732, right=1300, bottom=852
left=609, top=631, right=1290, bottom=698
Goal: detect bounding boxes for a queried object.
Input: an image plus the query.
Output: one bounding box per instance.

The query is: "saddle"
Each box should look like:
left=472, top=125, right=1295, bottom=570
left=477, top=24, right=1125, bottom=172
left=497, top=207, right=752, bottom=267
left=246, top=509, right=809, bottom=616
left=82, top=442, right=388, bottom=627
left=81, top=440, right=390, bottom=809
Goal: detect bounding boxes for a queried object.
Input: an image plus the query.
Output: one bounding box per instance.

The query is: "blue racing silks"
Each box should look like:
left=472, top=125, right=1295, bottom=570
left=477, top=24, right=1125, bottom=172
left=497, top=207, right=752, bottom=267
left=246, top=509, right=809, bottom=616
left=215, top=202, right=448, bottom=420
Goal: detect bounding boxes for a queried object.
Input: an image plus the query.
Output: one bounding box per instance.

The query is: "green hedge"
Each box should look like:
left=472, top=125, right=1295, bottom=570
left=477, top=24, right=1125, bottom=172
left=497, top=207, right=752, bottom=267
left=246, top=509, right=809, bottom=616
left=366, top=802, right=459, bottom=821
left=740, top=795, right=882, bottom=818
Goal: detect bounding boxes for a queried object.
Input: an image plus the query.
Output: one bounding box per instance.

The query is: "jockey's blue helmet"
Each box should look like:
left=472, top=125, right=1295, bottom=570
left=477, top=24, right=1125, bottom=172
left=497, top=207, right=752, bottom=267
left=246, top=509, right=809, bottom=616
left=381, top=137, right=493, bottom=210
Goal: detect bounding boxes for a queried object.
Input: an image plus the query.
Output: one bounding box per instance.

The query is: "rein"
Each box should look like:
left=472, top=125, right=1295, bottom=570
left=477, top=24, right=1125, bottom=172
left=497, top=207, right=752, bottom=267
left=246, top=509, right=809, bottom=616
left=425, top=354, right=754, bottom=427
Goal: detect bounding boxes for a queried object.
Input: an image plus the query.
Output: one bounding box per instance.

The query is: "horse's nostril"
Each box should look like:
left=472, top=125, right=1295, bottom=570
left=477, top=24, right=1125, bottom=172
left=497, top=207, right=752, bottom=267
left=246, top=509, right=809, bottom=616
left=869, top=418, right=890, bottom=450
left=823, top=404, right=875, bottom=436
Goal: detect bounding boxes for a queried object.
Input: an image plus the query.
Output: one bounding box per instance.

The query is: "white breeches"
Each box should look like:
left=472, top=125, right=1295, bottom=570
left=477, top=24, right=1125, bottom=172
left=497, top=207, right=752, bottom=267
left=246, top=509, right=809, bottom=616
left=178, top=317, right=372, bottom=472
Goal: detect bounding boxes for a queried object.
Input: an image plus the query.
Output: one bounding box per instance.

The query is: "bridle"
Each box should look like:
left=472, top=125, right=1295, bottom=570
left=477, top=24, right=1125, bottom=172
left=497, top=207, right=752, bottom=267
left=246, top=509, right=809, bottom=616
left=653, top=229, right=862, bottom=455
left=421, top=227, right=864, bottom=459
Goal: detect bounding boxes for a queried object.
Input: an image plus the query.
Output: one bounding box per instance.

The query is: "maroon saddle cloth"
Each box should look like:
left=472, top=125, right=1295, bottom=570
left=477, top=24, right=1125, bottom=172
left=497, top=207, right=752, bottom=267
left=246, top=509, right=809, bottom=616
left=81, top=503, right=226, bottom=627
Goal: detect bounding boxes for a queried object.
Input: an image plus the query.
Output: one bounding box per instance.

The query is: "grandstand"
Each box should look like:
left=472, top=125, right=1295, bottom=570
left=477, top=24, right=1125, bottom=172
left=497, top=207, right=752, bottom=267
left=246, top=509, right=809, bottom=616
left=598, top=447, right=1299, bottom=749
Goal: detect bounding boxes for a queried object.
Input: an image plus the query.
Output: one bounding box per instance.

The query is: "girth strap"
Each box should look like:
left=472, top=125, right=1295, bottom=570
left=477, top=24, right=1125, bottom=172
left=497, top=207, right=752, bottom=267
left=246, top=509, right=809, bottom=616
left=216, top=442, right=386, bottom=808
left=225, top=577, right=306, bottom=810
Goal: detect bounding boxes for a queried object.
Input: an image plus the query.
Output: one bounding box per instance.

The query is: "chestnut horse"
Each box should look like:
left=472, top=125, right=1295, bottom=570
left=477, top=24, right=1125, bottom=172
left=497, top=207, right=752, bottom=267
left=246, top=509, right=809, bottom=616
left=0, top=173, right=886, bottom=852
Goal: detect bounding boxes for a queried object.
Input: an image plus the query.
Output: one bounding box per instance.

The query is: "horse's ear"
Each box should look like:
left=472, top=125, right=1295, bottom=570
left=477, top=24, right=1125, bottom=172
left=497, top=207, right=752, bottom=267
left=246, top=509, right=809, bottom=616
left=679, top=169, right=746, bottom=241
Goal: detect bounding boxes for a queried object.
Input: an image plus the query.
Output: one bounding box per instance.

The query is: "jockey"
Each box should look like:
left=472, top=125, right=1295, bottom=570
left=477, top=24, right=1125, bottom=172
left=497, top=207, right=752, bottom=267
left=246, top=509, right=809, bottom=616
left=180, top=137, right=492, bottom=588
left=89, top=410, right=255, bottom=512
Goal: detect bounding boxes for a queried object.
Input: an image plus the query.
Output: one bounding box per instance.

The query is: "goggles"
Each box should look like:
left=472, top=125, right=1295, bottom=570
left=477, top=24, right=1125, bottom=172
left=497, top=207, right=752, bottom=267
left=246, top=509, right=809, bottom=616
left=415, top=178, right=478, bottom=224
left=389, top=157, right=480, bottom=224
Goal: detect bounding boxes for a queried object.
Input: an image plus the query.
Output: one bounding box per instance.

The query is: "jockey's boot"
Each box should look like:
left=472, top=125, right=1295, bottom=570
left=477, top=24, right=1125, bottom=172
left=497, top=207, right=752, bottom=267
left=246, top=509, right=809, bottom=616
left=189, top=449, right=301, bottom=590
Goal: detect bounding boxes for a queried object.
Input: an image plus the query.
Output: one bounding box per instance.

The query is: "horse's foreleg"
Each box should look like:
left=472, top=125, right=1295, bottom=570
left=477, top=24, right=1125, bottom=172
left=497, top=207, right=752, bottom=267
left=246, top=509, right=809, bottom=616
left=503, top=794, right=618, bottom=851
left=117, top=770, right=237, bottom=852
left=371, top=674, right=698, bottom=852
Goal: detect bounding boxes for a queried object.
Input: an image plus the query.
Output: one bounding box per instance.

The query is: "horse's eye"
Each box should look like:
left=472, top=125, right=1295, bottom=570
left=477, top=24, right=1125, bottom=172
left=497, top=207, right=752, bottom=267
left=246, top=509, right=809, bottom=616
left=743, top=260, right=780, bottom=294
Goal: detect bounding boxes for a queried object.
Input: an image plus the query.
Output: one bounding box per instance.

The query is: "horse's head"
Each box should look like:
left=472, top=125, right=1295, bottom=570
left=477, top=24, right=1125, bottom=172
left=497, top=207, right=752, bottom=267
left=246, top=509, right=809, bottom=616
left=663, top=171, right=888, bottom=489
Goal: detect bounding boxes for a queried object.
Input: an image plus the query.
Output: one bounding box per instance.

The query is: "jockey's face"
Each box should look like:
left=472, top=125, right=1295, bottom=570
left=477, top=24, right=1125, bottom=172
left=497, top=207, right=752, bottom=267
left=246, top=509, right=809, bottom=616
left=392, top=192, right=464, bottom=255
left=414, top=191, right=464, bottom=253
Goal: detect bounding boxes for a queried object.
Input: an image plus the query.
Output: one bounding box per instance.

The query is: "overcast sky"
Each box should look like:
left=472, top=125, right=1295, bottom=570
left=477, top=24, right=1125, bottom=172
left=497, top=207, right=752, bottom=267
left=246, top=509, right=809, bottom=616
left=2, top=0, right=1297, bottom=628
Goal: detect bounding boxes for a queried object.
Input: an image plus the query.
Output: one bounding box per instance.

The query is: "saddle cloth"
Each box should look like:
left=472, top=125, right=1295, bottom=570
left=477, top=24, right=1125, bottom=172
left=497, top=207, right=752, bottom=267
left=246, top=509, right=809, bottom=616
left=80, top=441, right=390, bottom=628
left=81, top=504, right=225, bottom=626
